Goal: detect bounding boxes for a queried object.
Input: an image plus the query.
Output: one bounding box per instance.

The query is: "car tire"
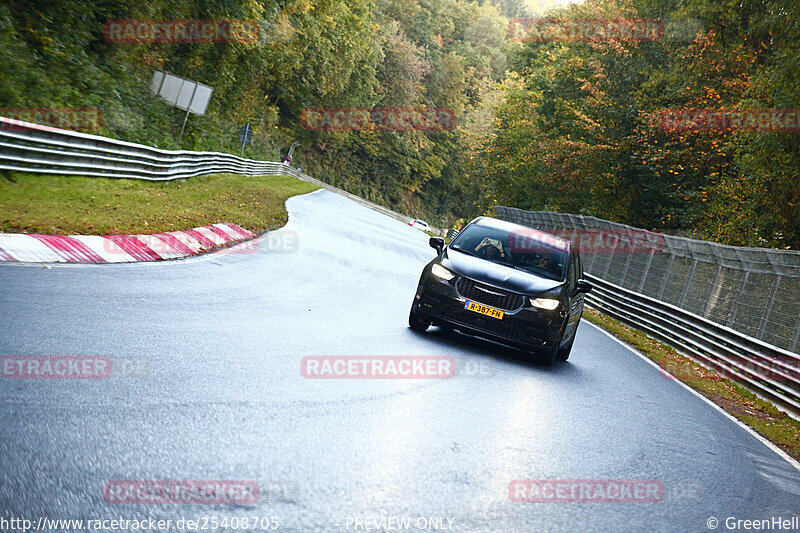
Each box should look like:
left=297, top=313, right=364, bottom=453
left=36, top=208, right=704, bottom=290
left=408, top=305, right=430, bottom=332
left=557, top=333, right=575, bottom=361
left=558, top=311, right=582, bottom=361
left=538, top=326, right=565, bottom=366
left=537, top=344, right=558, bottom=366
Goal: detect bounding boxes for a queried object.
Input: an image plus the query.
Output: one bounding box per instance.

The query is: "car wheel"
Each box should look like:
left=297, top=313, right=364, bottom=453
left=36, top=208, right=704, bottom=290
left=537, top=343, right=558, bottom=366
left=538, top=326, right=565, bottom=366
left=558, top=312, right=582, bottom=361
left=557, top=333, right=575, bottom=361
left=408, top=305, right=430, bottom=332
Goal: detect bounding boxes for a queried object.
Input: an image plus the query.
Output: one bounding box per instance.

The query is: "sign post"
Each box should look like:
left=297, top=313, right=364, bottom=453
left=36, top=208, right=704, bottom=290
left=150, top=71, right=213, bottom=146
left=239, top=122, right=252, bottom=157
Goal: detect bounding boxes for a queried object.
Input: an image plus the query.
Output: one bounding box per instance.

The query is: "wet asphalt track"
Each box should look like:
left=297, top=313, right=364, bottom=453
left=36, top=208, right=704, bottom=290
left=0, top=188, right=798, bottom=532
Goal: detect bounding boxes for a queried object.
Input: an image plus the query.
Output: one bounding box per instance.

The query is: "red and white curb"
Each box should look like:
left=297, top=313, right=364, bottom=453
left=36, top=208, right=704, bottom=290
left=0, top=223, right=255, bottom=263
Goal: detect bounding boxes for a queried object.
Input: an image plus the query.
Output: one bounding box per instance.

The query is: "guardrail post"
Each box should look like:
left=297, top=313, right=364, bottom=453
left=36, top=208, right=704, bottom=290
left=702, top=264, right=723, bottom=317
left=619, top=242, right=636, bottom=287
left=585, top=251, right=598, bottom=275
left=757, top=276, right=781, bottom=340
left=657, top=254, right=675, bottom=300
left=577, top=219, right=597, bottom=273
left=727, top=271, right=749, bottom=328
left=638, top=249, right=655, bottom=293
left=601, top=234, right=617, bottom=279
left=678, top=259, right=698, bottom=307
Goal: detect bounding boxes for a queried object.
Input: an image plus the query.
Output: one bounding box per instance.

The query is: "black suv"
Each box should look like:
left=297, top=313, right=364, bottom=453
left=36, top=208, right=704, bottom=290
left=409, top=216, right=593, bottom=365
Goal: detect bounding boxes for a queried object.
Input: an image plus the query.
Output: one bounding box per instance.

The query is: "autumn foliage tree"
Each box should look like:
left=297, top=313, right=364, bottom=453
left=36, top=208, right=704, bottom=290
left=474, top=0, right=800, bottom=248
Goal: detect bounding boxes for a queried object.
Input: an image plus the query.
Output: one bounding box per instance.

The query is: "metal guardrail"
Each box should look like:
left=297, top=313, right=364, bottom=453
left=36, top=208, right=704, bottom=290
left=585, top=274, right=800, bottom=417
left=495, top=206, right=800, bottom=417
left=0, top=118, right=279, bottom=180
left=495, top=206, right=800, bottom=352
left=0, top=116, right=434, bottom=231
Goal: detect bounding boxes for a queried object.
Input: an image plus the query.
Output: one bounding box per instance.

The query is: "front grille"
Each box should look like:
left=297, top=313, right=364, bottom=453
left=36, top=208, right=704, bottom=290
left=440, top=307, right=519, bottom=339
left=456, top=277, right=525, bottom=311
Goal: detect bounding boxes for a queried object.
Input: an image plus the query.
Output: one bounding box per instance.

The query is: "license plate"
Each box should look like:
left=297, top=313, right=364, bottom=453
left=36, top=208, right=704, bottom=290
left=464, top=300, right=504, bottom=320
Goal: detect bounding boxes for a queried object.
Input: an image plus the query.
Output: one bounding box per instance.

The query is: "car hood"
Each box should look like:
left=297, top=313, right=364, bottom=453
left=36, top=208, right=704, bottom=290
left=441, top=249, right=564, bottom=295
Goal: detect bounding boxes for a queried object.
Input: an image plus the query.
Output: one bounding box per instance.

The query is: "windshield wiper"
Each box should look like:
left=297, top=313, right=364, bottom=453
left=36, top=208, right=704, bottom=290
left=450, top=247, right=482, bottom=259
left=504, top=261, right=561, bottom=281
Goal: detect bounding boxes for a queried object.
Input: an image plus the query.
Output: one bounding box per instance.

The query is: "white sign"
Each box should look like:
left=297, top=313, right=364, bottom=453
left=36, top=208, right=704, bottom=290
left=150, top=71, right=213, bottom=116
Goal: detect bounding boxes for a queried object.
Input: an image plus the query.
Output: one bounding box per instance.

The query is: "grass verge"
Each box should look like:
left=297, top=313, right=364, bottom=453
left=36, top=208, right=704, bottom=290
left=583, top=307, right=800, bottom=461
left=0, top=172, right=319, bottom=235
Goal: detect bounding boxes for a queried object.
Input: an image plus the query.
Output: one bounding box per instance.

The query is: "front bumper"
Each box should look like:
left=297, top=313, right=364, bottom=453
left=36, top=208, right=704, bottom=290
left=413, top=273, right=564, bottom=350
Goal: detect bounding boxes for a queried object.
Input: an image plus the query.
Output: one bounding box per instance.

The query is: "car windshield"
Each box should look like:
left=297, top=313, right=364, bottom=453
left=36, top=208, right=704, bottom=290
left=449, top=223, right=568, bottom=281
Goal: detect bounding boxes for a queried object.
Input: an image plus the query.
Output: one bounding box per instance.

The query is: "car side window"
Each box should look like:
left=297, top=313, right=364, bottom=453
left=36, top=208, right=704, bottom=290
left=576, top=251, right=583, bottom=279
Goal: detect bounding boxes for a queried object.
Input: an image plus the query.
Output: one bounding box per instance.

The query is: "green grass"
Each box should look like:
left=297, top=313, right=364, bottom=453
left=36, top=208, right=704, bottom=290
left=583, top=307, right=800, bottom=461
left=0, top=172, right=318, bottom=235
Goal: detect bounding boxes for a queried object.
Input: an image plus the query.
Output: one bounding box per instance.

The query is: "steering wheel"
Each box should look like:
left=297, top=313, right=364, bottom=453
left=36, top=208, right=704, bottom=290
left=480, top=245, right=501, bottom=260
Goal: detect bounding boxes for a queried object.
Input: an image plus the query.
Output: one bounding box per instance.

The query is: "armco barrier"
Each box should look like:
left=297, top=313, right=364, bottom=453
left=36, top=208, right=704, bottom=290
left=495, top=206, right=800, bottom=417
left=0, top=116, right=436, bottom=231
left=586, top=274, right=800, bottom=415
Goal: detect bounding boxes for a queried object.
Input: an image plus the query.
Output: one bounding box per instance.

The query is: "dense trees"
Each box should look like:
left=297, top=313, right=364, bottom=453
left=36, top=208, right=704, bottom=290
left=1, top=0, right=505, bottom=221
left=478, top=0, right=800, bottom=248
left=1, top=0, right=797, bottom=248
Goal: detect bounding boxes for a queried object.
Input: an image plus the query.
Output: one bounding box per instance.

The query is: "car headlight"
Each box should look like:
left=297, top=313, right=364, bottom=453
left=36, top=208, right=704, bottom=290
left=530, top=298, right=560, bottom=310
left=431, top=263, right=455, bottom=281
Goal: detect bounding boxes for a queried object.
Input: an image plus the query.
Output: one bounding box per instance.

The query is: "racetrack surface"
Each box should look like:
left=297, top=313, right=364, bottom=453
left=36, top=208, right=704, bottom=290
left=1, top=189, right=798, bottom=532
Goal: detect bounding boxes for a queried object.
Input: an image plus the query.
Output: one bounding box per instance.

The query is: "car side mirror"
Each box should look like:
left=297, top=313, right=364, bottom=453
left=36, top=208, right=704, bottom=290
left=574, top=279, right=593, bottom=295
left=429, top=237, right=445, bottom=254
